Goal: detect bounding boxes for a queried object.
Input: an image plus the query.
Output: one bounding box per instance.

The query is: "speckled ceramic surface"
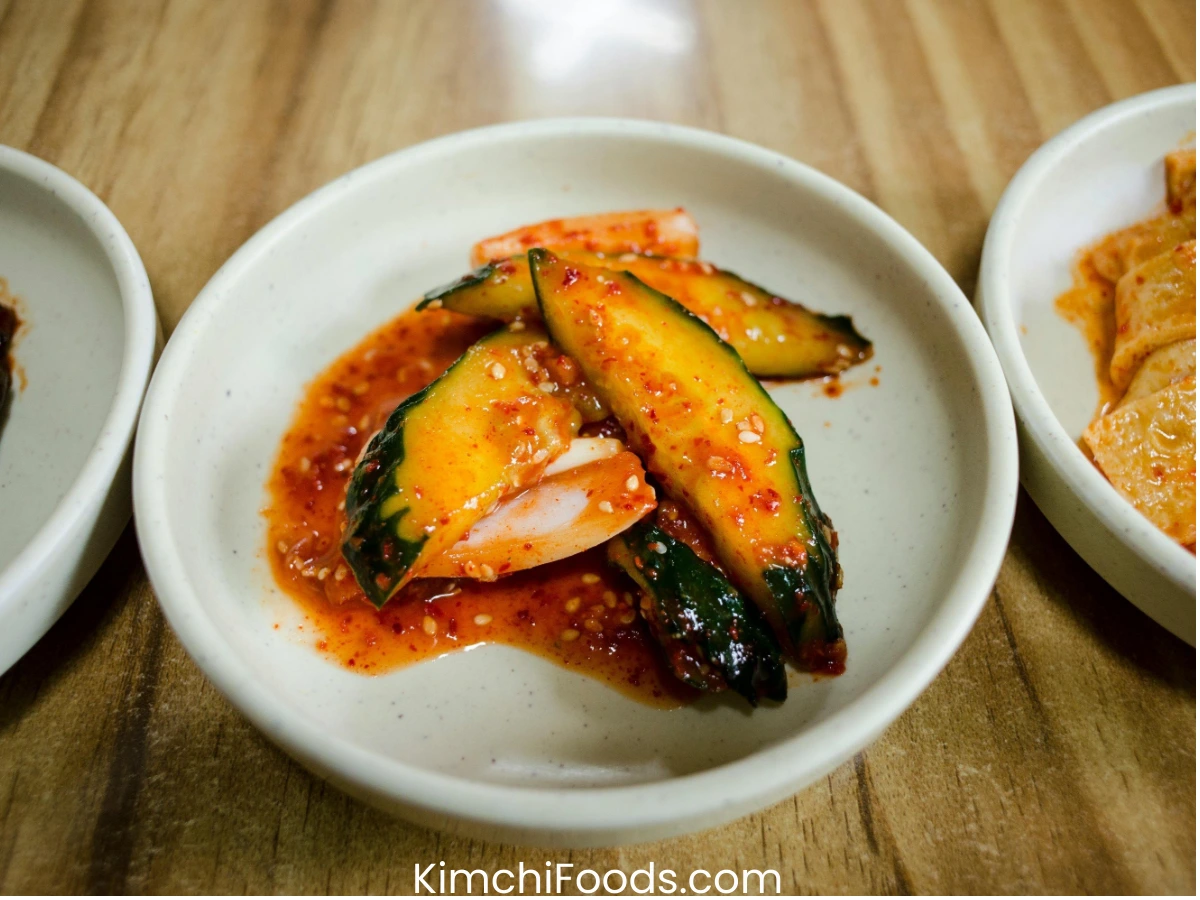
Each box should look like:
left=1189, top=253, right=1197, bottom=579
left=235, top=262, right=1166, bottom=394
left=979, top=85, right=1196, bottom=644
left=0, top=146, right=157, bottom=674
left=134, top=120, right=1018, bottom=846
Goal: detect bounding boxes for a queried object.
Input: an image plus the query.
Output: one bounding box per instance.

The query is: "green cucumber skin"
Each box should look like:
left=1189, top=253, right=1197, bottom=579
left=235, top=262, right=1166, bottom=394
left=813, top=312, right=869, bottom=357
left=609, top=523, right=787, bottom=706
left=531, top=248, right=843, bottom=665
left=770, top=446, right=843, bottom=651
left=418, top=264, right=495, bottom=311
left=341, top=382, right=433, bottom=608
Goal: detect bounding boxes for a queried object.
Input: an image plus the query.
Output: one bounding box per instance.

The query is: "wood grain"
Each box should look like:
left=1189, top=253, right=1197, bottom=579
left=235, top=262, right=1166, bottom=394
left=0, top=0, right=1194, bottom=893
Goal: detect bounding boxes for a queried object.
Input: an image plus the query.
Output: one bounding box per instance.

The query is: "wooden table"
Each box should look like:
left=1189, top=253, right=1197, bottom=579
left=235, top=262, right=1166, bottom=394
left=0, top=0, right=1194, bottom=893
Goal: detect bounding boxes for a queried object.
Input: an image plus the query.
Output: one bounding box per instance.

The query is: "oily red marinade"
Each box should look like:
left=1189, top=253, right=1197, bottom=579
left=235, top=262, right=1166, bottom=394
left=264, top=306, right=694, bottom=707
left=1055, top=255, right=1123, bottom=417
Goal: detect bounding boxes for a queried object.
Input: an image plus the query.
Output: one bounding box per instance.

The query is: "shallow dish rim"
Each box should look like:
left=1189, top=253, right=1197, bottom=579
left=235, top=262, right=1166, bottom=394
left=977, top=85, right=1196, bottom=611
left=0, top=146, right=157, bottom=665
left=133, top=118, right=1019, bottom=842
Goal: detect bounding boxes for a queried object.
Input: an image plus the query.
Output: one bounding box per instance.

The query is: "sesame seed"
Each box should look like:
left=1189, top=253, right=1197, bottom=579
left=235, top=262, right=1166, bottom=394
left=473, top=613, right=493, bottom=626
left=480, top=563, right=496, bottom=581
left=336, top=397, right=351, bottom=412
left=422, top=616, right=437, bottom=636
left=739, top=430, right=761, bottom=443
left=298, top=457, right=312, bottom=473
left=353, top=382, right=370, bottom=396
left=583, top=618, right=603, bottom=633
left=490, top=362, right=506, bottom=380
left=560, top=628, right=580, bottom=642
left=337, top=499, right=345, bottom=511
left=619, top=611, right=636, bottom=625
left=625, top=475, right=639, bottom=491
left=334, top=565, right=348, bottom=581
left=334, top=459, right=351, bottom=472
left=640, top=595, right=652, bottom=610
left=523, top=356, right=539, bottom=372
left=531, top=448, right=549, bottom=464
left=740, top=291, right=758, bottom=306
left=736, top=419, right=751, bottom=431
left=581, top=573, right=601, bottom=585
left=650, top=541, right=668, bottom=554
left=317, top=567, right=330, bottom=581
left=358, top=415, right=370, bottom=431
left=707, top=455, right=730, bottom=472
left=720, top=408, right=734, bottom=424
left=565, top=597, right=582, bottom=613
left=318, top=396, right=335, bottom=409
left=537, top=381, right=556, bottom=393
left=751, top=414, right=765, bottom=434
left=603, top=591, right=617, bottom=608
left=463, top=561, right=479, bottom=577
left=598, top=500, right=614, bottom=513
left=276, top=541, right=288, bottom=554
left=532, top=340, right=548, bottom=350
left=425, top=298, right=443, bottom=309
left=508, top=320, right=526, bottom=332
left=623, top=592, right=634, bottom=604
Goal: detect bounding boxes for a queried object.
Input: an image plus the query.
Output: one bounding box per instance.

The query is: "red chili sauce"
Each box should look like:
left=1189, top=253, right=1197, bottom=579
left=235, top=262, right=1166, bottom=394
left=264, top=307, right=694, bottom=708
left=1055, top=254, right=1122, bottom=417
left=810, top=366, right=882, bottom=399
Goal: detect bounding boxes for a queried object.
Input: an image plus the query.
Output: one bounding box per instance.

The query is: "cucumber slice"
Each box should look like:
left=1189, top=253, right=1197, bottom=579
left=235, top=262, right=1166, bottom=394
left=420, top=257, right=539, bottom=320
left=532, top=249, right=845, bottom=671
left=608, top=514, right=787, bottom=705
left=422, top=250, right=870, bottom=379
left=342, top=327, right=579, bottom=606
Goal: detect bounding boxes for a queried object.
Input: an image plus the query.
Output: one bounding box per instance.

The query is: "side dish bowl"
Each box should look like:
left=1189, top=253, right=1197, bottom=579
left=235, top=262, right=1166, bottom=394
left=134, top=119, right=1018, bottom=846
left=978, top=84, right=1196, bottom=644
left=0, top=147, right=158, bottom=673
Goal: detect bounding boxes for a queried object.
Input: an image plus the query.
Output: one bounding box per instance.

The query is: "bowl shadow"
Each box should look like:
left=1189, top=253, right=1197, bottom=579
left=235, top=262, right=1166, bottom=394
left=1011, top=490, right=1195, bottom=690
left=0, top=525, right=142, bottom=735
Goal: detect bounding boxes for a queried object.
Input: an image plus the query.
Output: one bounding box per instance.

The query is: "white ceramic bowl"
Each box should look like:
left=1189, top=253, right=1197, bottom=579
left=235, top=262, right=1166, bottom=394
left=134, top=119, right=1018, bottom=846
left=979, top=85, right=1196, bottom=644
left=0, top=147, right=158, bottom=673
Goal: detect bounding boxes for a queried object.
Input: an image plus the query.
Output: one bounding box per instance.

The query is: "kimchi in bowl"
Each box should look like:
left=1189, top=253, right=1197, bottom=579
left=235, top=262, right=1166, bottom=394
left=979, top=83, right=1196, bottom=643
